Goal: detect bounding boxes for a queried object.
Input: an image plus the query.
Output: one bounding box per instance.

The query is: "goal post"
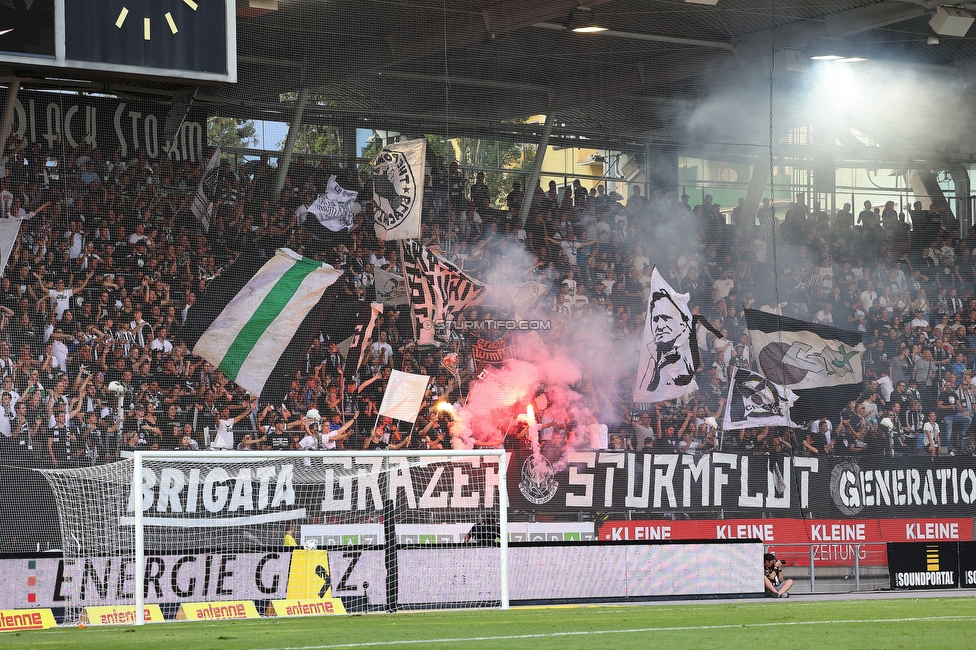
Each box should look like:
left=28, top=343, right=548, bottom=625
left=40, top=449, right=509, bottom=624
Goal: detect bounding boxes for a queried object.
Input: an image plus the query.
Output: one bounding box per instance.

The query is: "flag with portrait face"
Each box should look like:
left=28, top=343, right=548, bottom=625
left=723, top=365, right=797, bottom=430
left=633, top=268, right=698, bottom=404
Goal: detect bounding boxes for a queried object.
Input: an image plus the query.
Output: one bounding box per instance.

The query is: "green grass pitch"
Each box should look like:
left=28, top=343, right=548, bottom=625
left=2, top=598, right=973, bottom=649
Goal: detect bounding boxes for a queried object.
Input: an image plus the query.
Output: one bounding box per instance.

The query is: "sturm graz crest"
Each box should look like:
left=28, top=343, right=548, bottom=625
left=372, top=149, right=417, bottom=233
left=519, top=454, right=558, bottom=505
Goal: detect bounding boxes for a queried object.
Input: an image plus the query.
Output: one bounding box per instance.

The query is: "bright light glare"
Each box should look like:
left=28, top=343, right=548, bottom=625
left=839, top=57, right=867, bottom=62
left=572, top=25, right=607, bottom=32
left=814, top=60, right=861, bottom=113
left=811, top=54, right=844, bottom=60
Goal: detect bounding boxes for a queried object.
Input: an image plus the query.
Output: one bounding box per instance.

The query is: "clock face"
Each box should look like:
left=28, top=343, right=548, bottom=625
left=113, top=0, right=201, bottom=41
left=64, top=0, right=228, bottom=76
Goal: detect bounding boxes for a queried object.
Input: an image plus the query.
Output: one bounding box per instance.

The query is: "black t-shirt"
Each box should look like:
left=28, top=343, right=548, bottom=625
left=937, top=390, right=959, bottom=418
left=267, top=427, right=291, bottom=451
left=48, top=425, right=76, bottom=463
left=808, top=431, right=829, bottom=454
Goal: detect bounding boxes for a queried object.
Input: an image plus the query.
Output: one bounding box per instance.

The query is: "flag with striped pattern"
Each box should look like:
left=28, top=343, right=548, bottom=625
left=183, top=248, right=343, bottom=403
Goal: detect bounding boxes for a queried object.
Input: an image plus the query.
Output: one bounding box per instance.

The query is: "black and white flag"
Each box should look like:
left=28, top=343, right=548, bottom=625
left=307, top=175, right=361, bottom=232
left=723, top=365, right=797, bottom=430
left=341, top=302, right=383, bottom=376
left=372, top=138, right=425, bottom=241
left=745, top=309, right=865, bottom=423
left=402, top=239, right=485, bottom=332
left=189, top=147, right=220, bottom=232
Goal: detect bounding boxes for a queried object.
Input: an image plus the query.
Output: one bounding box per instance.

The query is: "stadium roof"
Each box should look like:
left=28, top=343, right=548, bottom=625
left=13, top=0, right=976, bottom=159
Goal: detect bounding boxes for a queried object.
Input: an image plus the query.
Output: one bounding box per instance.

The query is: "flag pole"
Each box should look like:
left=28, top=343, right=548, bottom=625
left=400, top=239, right=418, bottom=342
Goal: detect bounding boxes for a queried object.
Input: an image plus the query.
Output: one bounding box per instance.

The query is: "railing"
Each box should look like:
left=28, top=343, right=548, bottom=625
left=764, top=542, right=890, bottom=593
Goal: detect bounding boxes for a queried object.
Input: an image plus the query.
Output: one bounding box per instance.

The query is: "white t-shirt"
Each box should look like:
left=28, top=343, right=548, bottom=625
left=369, top=341, right=393, bottom=366
left=49, top=287, right=73, bottom=319
left=321, top=424, right=342, bottom=450
left=66, top=231, right=85, bottom=259
left=713, top=278, right=734, bottom=301
left=150, top=338, right=174, bottom=354
left=860, top=290, right=878, bottom=311
left=814, top=309, right=833, bottom=325
left=213, top=417, right=235, bottom=449
left=0, top=402, right=14, bottom=436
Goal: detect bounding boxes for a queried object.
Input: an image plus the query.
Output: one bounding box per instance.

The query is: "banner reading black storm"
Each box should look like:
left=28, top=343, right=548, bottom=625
left=506, top=451, right=976, bottom=519
left=8, top=89, right=208, bottom=163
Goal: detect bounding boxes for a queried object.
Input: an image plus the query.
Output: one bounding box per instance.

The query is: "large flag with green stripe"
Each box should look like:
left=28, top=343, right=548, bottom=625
left=183, top=248, right=343, bottom=403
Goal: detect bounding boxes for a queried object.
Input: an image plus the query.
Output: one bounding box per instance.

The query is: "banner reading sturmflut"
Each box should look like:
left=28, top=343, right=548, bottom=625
left=745, top=309, right=865, bottom=423
left=372, top=138, right=425, bottom=241
left=723, top=365, right=797, bottom=430
left=184, top=249, right=343, bottom=403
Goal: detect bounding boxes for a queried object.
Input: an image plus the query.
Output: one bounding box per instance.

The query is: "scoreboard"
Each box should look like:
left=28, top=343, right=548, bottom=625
left=0, top=0, right=235, bottom=83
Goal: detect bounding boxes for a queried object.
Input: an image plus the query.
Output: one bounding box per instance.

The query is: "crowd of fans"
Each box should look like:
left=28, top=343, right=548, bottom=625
left=1, top=134, right=973, bottom=469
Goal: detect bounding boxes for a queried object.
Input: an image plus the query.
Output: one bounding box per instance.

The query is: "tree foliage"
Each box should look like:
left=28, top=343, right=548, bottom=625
left=277, top=92, right=344, bottom=157
left=207, top=116, right=257, bottom=150
left=366, top=124, right=537, bottom=208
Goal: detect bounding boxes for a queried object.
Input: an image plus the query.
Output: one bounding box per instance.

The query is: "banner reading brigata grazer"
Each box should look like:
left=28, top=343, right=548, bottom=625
left=507, top=450, right=976, bottom=518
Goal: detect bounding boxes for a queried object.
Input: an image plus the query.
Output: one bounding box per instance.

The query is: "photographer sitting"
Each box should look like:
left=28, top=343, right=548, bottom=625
left=763, top=552, right=793, bottom=598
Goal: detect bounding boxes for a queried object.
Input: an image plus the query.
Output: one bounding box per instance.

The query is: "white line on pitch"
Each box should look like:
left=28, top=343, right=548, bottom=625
left=258, top=616, right=976, bottom=650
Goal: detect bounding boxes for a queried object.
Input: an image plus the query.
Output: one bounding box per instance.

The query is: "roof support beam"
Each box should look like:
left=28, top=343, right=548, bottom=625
left=273, top=87, right=309, bottom=200
left=389, top=0, right=615, bottom=60
left=520, top=111, right=556, bottom=226
left=533, top=22, right=733, bottom=50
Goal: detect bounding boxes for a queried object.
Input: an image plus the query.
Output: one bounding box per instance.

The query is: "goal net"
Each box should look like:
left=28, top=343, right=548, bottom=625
left=38, top=450, right=508, bottom=623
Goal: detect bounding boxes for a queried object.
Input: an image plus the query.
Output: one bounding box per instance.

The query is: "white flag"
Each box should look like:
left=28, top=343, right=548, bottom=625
left=723, top=365, right=797, bottom=430
left=307, top=175, right=360, bottom=232
left=190, top=147, right=221, bottom=232
left=633, top=268, right=698, bottom=404
left=372, top=138, right=425, bottom=241
left=377, top=370, right=431, bottom=423
left=374, top=267, right=408, bottom=307
left=0, top=218, right=21, bottom=277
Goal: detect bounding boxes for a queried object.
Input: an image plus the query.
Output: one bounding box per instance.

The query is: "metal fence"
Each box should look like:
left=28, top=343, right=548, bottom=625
left=765, top=543, right=890, bottom=593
